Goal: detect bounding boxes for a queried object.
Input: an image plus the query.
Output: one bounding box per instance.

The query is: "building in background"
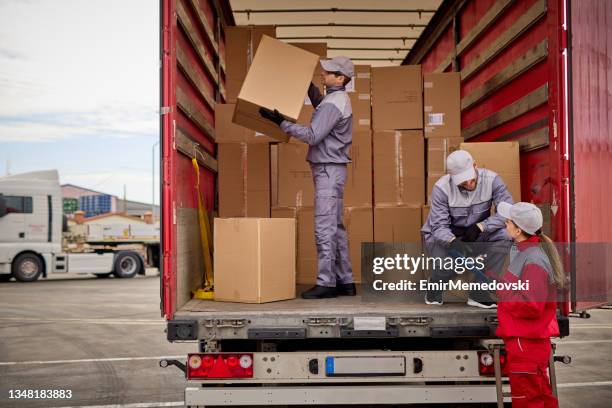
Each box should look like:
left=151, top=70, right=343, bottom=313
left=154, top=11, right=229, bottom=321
left=61, top=183, right=160, bottom=220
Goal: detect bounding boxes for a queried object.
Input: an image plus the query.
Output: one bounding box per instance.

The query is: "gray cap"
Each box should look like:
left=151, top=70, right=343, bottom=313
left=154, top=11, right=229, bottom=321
left=446, top=150, right=476, bottom=185
left=320, top=56, right=354, bottom=78
left=497, top=202, right=543, bottom=235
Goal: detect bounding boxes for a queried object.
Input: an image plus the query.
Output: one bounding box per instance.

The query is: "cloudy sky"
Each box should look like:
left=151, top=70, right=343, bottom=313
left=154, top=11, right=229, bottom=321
left=0, top=0, right=160, bottom=204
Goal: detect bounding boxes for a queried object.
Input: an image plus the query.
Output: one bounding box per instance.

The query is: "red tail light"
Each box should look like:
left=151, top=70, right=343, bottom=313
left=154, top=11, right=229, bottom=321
left=187, top=353, right=253, bottom=379
left=477, top=350, right=508, bottom=376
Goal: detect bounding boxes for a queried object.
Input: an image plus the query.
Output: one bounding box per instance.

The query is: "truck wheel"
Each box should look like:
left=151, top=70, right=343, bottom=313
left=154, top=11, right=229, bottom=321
left=12, top=253, right=43, bottom=282
left=113, top=251, right=141, bottom=278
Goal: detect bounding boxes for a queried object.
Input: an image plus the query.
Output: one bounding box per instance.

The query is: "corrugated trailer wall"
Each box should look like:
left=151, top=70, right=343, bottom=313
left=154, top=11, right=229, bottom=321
left=569, top=0, right=612, bottom=311
left=405, top=0, right=570, bottom=311
left=161, top=0, right=233, bottom=319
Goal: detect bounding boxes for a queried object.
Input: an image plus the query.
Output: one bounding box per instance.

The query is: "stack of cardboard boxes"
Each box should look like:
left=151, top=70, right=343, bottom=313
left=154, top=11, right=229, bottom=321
left=213, top=27, right=522, bottom=303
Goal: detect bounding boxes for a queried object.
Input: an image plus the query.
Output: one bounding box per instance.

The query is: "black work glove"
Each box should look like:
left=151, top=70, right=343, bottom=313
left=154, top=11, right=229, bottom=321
left=449, top=238, right=474, bottom=257
left=259, top=107, right=284, bottom=126
left=463, top=223, right=482, bottom=242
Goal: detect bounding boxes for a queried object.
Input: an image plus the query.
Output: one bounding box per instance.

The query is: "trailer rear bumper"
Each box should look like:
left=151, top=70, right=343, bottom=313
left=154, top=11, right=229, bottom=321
left=185, top=384, right=509, bottom=406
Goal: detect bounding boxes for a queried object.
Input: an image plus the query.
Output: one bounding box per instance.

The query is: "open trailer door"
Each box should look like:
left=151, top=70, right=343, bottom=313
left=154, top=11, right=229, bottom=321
left=160, top=0, right=232, bottom=319
left=568, top=0, right=612, bottom=312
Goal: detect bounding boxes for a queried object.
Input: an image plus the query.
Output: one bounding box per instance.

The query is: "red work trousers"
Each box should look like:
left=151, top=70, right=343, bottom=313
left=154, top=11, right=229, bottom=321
left=504, top=337, right=558, bottom=408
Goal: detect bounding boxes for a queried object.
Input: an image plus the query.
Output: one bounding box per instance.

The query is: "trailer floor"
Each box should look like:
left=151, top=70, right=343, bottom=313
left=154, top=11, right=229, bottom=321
left=175, top=285, right=496, bottom=319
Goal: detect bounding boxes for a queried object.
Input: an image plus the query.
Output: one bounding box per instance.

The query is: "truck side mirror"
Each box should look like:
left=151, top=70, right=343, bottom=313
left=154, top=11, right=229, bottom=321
left=0, top=195, right=6, bottom=218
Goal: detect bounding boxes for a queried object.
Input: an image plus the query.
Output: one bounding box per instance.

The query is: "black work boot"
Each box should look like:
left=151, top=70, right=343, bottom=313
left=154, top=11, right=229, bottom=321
left=301, top=285, right=338, bottom=299
left=336, top=282, right=357, bottom=296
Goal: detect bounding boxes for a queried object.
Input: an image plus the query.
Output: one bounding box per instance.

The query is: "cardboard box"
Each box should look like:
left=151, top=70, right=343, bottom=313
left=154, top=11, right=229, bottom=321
left=373, top=130, right=425, bottom=206
left=233, top=36, right=320, bottom=142
left=290, top=42, right=327, bottom=93
left=374, top=206, right=422, bottom=243
left=272, top=206, right=316, bottom=285
left=371, top=65, right=423, bottom=130
left=347, top=65, right=371, bottom=94
left=276, top=143, right=313, bottom=207
left=427, top=174, right=442, bottom=203
left=423, top=73, right=461, bottom=138
left=214, top=218, right=296, bottom=303
left=345, top=131, right=373, bottom=207
left=270, top=144, right=278, bottom=207
left=460, top=142, right=521, bottom=201
left=218, top=143, right=270, bottom=217
left=215, top=104, right=274, bottom=143
left=427, top=136, right=464, bottom=174
left=349, top=92, right=372, bottom=132
left=225, top=26, right=276, bottom=103
left=345, top=206, right=373, bottom=283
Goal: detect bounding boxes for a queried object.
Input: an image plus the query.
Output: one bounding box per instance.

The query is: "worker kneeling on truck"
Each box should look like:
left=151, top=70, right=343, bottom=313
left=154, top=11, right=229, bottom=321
left=421, top=150, right=513, bottom=308
left=259, top=56, right=355, bottom=300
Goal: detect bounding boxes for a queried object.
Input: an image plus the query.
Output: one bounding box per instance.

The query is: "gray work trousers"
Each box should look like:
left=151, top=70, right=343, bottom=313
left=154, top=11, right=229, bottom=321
left=310, top=163, right=353, bottom=287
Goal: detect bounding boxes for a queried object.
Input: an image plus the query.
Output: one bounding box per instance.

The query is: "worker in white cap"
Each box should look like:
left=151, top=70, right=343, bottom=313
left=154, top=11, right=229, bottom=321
left=259, top=56, right=355, bottom=299
left=495, top=202, right=565, bottom=407
left=421, top=149, right=514, bottom=308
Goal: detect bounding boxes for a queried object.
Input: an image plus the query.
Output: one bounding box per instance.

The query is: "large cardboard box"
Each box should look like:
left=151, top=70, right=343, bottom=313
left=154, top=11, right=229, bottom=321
left=460, top=142, right=521, bottom=201
left=225, top=26, right=276, bottom=103
left=347, top=65, right=371, bottom=94
left=215, top=104, right=273, bottom=143
left=233, top=36, right=320, bottom=142
left=423, top=73, right=461, bottom=138
left=290, top=42, right=327, bottom=93
left=276, top=143, right=313, bottom=207
left=218, top=143, right=270, bottom=217
left=214, top=218, right=296, bottom=303
left=373, top=130, right=425, bottom=206
left=345, top=206, right=373, bottom=283
left=427, top=136, right=464, bottom=174
left=422, top=204, right=430, bottom=225
left=272, top=206, right=316, bottom=285
left=345, top=131, right=373, bottom=207
left=374, top=206, right=422, bottom=243
left=371, top=65, right=423, bottom=130
left=427, top=174, right=441, bottom=202
left=349, top=92, right=372, bottom=132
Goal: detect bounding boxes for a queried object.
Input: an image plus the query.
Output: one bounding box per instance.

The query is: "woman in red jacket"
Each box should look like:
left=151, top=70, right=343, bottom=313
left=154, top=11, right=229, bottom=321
left=495, top=202, right=566, bottom=408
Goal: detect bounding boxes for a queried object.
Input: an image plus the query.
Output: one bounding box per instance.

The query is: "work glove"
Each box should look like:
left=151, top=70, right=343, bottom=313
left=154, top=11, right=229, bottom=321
left=449, top=238, right=474, bottom=257
left=462, top=223, right=482, bottom=242
left=259, top=107, right=285, bottom=126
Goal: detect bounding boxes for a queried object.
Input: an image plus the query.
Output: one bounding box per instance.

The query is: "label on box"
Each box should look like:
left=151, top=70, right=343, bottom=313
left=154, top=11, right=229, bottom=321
left=358, top=93, right=370, bottom=101
left=428, top=113, right=445, bottom=126
left=424, top=81, right=433, bottom=89
left=357, top=72, right=371, bottom=79
left=358, top=119, right=371, bottom=126
left=424, top=105, right=433, bottom=113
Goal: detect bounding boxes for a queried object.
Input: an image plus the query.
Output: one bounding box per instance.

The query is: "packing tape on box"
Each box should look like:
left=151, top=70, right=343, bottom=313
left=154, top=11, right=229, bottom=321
left=428, top=138, right=449, bottom=172
left=241, top=142, right=248, bottom=217
left=394, top=131, right=404, bottom=204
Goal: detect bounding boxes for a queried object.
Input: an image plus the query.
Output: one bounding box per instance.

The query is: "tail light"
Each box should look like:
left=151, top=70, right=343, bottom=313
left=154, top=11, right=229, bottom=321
left=478, top=350, right=508, bottom=376
left=187, top=353, right=253, bottom=379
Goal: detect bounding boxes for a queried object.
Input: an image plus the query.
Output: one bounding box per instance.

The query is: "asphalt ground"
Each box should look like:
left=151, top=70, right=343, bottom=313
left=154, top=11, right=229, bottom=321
left=0, top=271, right=611, bottom=408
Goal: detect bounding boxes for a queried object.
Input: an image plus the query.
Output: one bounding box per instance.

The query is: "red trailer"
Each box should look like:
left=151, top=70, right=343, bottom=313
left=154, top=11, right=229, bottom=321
left=159, top=0, right=611, bottom=405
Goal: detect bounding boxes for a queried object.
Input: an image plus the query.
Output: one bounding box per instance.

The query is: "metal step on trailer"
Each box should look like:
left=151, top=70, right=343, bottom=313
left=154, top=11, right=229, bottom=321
left=170, top=289, right=497, bottom=341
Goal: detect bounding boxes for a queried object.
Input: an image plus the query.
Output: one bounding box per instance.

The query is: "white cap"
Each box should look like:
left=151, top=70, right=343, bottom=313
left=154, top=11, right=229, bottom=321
left=320, top=56, right=354, bottom=78
left=497, top=202, right=543, bottom=235
left=446, top=150, right=476, bottom=185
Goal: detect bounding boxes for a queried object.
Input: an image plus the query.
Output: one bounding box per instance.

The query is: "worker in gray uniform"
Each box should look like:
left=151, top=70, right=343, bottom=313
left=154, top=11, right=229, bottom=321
left=259, top=56, right=355, bottom=299
left=421, top=150, right=514, bottom=308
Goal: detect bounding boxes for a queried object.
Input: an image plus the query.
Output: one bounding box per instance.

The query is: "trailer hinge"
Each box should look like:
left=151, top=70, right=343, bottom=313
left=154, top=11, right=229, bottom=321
left=392, top=316, right=432, bottom=326
left=203, top=318, right=248, bottom=328
left=306, top=317, right=350, bottom=327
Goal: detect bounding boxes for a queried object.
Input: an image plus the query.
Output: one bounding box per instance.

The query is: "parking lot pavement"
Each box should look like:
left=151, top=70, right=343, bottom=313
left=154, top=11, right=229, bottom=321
left=1, top=272, right=611, bottom=408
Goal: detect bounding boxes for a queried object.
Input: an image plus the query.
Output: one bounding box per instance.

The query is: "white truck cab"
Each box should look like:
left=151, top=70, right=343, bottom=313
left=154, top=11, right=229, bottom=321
left=0, top=170, right=157, bottom=282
